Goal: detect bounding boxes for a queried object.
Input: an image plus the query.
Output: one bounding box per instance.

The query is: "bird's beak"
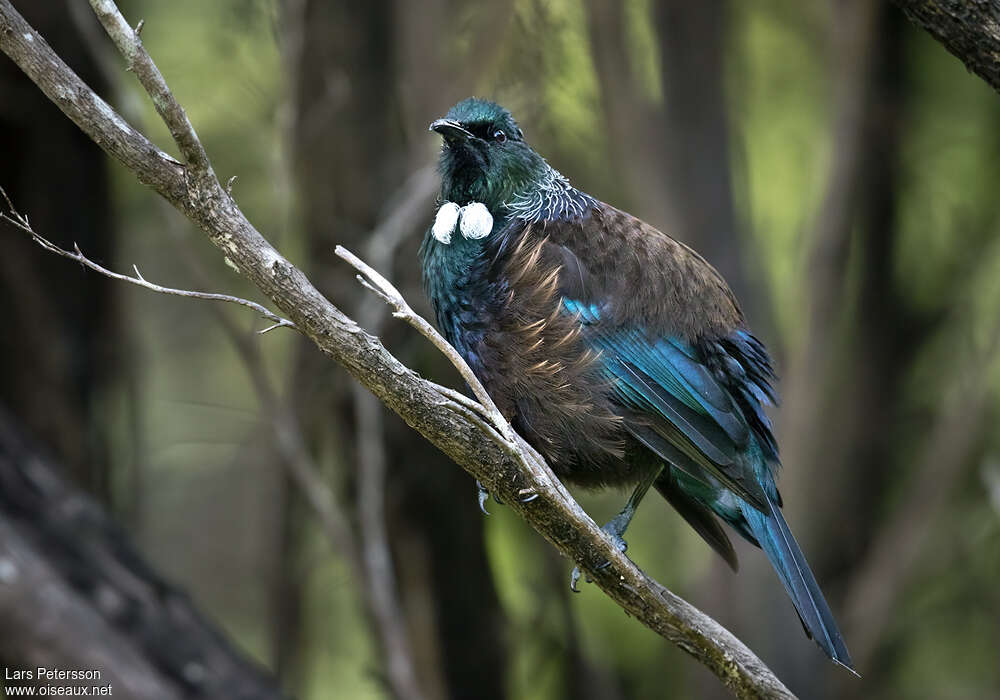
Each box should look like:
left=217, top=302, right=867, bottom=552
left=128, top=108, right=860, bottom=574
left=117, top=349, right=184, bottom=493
left=429, top=118, right=472, bottom=142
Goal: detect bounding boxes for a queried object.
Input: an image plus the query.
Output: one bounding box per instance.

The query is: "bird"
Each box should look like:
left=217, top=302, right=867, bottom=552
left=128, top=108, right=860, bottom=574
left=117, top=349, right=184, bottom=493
left=419, top=97, right=854, bottom=672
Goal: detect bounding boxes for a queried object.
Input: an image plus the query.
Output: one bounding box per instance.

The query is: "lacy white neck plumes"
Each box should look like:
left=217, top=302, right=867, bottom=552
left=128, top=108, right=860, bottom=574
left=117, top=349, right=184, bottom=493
left=432, top=201, right=494, bottom=244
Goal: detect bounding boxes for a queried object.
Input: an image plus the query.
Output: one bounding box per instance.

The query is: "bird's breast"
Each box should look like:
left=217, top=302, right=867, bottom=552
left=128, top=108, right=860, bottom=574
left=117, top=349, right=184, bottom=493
left=459, top=234, right=635, bottom=483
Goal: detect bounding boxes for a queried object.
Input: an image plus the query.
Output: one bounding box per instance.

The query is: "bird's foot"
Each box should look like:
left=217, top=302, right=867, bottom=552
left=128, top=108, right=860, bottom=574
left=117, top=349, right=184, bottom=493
left=475, top=480, right=509, bottom=515
left=569, top=518, right=630, bottom=592
left=476, top=481, right=538, bottom=514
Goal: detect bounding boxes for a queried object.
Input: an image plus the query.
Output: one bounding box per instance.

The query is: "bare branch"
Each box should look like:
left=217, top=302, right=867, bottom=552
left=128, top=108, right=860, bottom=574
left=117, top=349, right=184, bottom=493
left=0, top=189, right=297, bottom=333
left=0, top=2, right=798, bottom=695
left=336, top=245, right=559, bottom=493
left=424, top=381, right=492, bottom=421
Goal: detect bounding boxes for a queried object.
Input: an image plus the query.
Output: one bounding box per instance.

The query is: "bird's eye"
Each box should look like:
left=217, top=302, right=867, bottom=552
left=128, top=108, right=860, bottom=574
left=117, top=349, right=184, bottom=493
left=492, top=129, right=507, bottom=143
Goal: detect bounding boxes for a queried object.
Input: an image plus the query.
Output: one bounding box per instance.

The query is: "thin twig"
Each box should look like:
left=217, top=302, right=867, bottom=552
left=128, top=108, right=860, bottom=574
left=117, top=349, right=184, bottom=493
left=335, top=246, right=515, bottom=444
left=0, top=188, right=296, bottom=333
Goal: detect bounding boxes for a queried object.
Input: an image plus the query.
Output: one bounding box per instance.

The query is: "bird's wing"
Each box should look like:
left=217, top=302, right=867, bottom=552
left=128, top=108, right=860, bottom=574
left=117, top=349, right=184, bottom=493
left=489, top=204, right=777, bottom=512
left=563, top=298, right=771, bottom=511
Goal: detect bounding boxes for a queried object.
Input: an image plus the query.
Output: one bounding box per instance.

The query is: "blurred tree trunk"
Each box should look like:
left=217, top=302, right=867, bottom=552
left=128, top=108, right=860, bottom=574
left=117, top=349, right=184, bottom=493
left=0, top=1, right=123, bottom=505
left=586, top=0, right=753, bottom=301
left=283, top=1, right=509, bottom=697
left=652, top=0, right=751, bottom=300
left=267, top=472, right=306, bottom=687
left=775, top=4, right=930, bottom=693
left=780, top=0, right=890, bottom=575
left=0, top=409, right=286, bottom=700
left=284, top=2, right=423, bottom=695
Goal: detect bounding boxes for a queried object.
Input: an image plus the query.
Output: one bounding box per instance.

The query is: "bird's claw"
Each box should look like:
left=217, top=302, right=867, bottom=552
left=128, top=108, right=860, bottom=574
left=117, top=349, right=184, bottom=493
left=517, top=487, right=538, bottom=503
left=568, top=524, right=629, bottom=591
left=475, top=479, right=531, bottom=513
left=476, top=480, right=491, bottom=515
left=476, top=479, right=510, bottom=515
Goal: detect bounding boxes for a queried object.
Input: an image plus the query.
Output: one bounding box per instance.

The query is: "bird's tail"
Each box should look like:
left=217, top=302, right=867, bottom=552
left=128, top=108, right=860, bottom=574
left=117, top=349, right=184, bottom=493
left=741, top=493, right=856, bottom=674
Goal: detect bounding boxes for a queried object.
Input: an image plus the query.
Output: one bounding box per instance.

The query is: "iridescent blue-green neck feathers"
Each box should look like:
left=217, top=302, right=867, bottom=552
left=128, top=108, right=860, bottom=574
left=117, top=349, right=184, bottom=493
left=436, top=98, right=543, bottom=210
left=421, top=98, right=597, bottom=352
left=433, top=98, right=595, bottom=222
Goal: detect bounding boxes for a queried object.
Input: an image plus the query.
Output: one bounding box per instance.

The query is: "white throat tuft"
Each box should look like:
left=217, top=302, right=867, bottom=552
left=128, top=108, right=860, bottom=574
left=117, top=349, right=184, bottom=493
left=458, top=202, right=493, bottom=240
left=432, top=201, right=494, bottom=244
left=432, top=202, right=461, bottom=244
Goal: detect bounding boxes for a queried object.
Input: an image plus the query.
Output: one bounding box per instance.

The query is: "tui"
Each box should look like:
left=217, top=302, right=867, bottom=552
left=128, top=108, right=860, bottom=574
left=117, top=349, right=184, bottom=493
left=420, top=97, right=854, bottom=671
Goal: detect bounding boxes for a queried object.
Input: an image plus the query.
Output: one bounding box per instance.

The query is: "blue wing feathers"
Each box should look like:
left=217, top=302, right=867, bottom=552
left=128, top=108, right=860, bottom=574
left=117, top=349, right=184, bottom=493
left=655, top=338, right=736, bottom=414
left=589, top=309, right=854, bottom=668
left=563, top=300, right=752, bottom=446
left=614, top=360, right=741, bottom=468
left=562, top=298, right=777, bottom=511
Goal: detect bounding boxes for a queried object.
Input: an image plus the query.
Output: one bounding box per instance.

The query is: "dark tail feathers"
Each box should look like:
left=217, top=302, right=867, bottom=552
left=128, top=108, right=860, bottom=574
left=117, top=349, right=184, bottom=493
left=742, top=493, right=856, bottom=674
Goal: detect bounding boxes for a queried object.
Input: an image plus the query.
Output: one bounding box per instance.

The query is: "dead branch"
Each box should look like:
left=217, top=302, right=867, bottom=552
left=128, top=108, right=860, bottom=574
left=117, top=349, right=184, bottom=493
left=0, top=190, right=297, bottom=334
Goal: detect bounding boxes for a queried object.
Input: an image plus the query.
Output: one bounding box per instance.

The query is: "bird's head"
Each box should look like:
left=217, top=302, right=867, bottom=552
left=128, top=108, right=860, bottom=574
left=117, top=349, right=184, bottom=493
left=430, top=98, right=546, bottom=213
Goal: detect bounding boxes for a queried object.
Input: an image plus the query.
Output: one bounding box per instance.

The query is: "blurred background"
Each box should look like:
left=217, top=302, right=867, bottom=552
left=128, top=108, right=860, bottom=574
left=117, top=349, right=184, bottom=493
left=1, top=0, right=999, bottom=698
